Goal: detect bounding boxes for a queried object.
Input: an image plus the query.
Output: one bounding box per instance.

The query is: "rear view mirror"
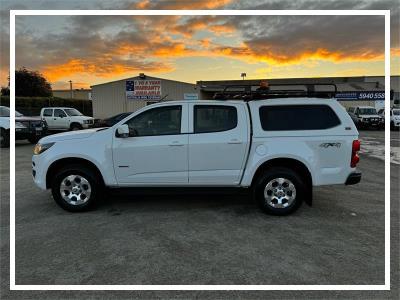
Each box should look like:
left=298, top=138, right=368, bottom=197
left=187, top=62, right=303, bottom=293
left=117, top=124, right=130, bottom=138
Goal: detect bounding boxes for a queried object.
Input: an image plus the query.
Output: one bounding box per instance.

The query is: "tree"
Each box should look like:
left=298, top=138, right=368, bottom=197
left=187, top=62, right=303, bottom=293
left=15, top=67, right=52, bottom=97
left=1, top=86, right=9, bottom=96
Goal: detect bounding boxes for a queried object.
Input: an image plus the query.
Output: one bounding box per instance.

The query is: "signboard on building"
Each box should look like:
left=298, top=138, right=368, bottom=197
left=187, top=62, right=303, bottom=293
left=184, top=93, right=199, bottom=100
left=126, top=80, right=162, bottom=100
left=335, top=91, right=385, bottom=101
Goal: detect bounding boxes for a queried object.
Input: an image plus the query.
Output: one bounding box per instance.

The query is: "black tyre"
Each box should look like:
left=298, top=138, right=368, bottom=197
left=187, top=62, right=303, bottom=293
left=254, top=167, right=307, bottom=215
left=28, top=135, right=41, bottom=144
left=51, top=164, right=102, bottom=212
left=0, top=128, right=10, bottom=148
left=70, top=123, right=82, bottom=131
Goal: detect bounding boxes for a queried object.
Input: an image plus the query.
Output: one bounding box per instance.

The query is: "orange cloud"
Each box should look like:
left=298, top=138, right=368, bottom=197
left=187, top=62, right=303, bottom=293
left=42, top=58, right=173, bottom=82
left=134, top=0, right=233, bottom=10
left=212, top=44, right=385, bottom=65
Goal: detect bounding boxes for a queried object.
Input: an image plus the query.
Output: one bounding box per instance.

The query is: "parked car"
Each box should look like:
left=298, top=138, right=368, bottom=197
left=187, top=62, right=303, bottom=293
left=347, top=106, right=384, bottom=129
left=391, top=108, right=400, bottom=130
left=0, top=106, right=47, bottom=148
left=94, top=112, right=132, bottom=128
left=32, top=98, right=361, bottom=215
left=40, top=107, right=94, bottom=131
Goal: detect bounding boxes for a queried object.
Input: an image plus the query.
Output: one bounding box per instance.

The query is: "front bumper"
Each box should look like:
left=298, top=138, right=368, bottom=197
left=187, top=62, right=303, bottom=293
left=32, top=154, right=48, bottom=190
left=345, top=172, right=362, bottom=185
left=16, top=127, right=46, bottom=140
left=359, top=119, right=384, bottom=128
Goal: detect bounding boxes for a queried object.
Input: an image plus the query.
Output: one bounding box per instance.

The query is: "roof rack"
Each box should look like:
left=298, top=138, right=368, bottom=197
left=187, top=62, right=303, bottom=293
left=213, top=83, right=338, bottom=101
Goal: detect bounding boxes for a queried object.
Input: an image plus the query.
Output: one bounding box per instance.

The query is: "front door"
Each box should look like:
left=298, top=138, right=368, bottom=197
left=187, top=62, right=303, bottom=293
left=113, top=104, right=189, bottom=185
left=53, top=109, right=69, bottom=129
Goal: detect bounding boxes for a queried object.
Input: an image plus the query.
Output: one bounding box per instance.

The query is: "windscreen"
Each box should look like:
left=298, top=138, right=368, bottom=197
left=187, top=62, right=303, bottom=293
left=359, top=108, right=377, bottom=115
left=65, top=108, right=83, bottom=116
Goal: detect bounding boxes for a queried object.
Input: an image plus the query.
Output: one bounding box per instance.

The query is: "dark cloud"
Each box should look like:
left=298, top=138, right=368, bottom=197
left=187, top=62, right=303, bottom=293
left=214, top=15, right=385, bottom=64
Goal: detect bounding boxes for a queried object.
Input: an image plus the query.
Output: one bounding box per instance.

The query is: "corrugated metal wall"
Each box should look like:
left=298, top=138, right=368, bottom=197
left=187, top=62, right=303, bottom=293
left=92, top=76, right=197, bottom=118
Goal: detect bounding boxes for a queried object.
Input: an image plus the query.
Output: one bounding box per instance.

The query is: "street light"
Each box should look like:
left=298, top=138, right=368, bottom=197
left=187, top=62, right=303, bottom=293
left=69, top=80, right=73, bottom=99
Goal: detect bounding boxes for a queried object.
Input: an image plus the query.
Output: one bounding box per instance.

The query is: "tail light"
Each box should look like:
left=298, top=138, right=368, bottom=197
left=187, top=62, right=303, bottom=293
left=351, top=140, right=360, bottom=168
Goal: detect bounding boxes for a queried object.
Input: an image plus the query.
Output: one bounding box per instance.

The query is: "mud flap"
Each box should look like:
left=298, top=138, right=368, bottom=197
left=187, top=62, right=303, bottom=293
left=305, top=184, right=313, bottom=206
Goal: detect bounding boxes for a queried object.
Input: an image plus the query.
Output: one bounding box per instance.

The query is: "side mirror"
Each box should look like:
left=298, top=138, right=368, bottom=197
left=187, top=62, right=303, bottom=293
left=117, top=124, right=130, bottom=138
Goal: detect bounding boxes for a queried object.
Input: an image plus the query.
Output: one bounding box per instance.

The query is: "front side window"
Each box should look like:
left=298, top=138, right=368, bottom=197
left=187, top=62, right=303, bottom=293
left=194, top=105, right=237, bottom=133
left=43, top=109, right=53, bottom=117
left=259, top=105, right=341, bottom=131
left=125, top=105, right=181, bottom=136
left=54, top=109, right=67, bottom=118
left=65, top=108, right=82, bottom=116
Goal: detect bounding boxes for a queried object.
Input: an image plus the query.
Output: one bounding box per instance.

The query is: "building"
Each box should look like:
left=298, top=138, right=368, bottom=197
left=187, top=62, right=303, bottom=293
left=91, top=74, right=399, bottom=118
left=91, top=74, right=197, bottom=118
left=197, top=76, right=400, bottom=110
left=53, top=88, right=92, bottom=100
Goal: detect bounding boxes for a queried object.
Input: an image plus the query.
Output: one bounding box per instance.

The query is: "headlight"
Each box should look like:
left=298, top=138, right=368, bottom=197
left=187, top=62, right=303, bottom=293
left=15, top=121, right=26, bottom=128
left=33, top=142, right=55, bottom=155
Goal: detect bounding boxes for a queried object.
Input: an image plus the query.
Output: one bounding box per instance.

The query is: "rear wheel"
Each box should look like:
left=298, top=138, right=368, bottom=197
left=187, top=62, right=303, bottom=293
left=255, top=167, right=306, bottom=215
left=0, top=128, right=10, bottom=148
left=51, top=164, right=102, bottom=212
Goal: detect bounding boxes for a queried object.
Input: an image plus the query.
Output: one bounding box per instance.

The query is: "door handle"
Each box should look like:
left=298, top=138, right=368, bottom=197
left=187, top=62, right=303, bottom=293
left=228, top=139, right=242, bottom=144
left=169, top=141, right=184, bottom=146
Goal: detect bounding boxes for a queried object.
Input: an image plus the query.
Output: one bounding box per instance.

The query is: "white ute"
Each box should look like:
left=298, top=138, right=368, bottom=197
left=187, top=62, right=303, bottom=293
left=32, top=98, right=361, bottom=215
left=40, top=107, right=94, bottom=131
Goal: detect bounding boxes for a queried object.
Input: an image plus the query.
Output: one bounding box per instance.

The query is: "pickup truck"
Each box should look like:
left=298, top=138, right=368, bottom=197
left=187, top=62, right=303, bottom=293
left=40, top=107, right=94, bottom=131
left=0, top=106, right=47, bottom=148
left=32, top=98, right=361, bottom=215
left=347, top=106, right=384, bottom=130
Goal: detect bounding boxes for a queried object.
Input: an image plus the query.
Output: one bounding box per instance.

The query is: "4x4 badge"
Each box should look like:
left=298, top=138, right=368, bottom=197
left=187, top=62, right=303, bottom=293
left=320, top=142, right=341, bottom=148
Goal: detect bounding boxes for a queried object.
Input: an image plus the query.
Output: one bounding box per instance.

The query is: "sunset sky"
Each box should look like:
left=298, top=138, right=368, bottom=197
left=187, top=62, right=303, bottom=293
left=0, top=0, right=399, bottom=90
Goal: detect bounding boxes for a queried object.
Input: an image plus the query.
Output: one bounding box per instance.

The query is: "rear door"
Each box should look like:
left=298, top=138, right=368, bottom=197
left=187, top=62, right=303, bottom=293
left=42, top=108, right=54, bottom=128
left=188, top=103, right=249, bottom=185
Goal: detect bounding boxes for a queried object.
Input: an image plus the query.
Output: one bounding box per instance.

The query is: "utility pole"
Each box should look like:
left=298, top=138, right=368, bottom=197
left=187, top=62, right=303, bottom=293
left=69, top=80, right=73, bottom=99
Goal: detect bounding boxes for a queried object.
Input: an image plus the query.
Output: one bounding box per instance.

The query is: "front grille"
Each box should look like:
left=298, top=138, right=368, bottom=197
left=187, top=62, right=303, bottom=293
left=19, top=121, right=43, bottom=128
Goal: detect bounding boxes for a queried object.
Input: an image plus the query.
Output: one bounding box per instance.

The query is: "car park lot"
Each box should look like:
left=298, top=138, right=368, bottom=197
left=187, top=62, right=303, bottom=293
left=0, top=130, right=399, bottom=295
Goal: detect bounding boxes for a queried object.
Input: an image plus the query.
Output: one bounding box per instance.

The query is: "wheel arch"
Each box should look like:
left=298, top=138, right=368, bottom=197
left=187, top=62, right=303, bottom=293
left=69, top=122, right=83, bottom=130
left=250, top=157, right=313, bottom=206
left=46, top=157, right=105, bottom=189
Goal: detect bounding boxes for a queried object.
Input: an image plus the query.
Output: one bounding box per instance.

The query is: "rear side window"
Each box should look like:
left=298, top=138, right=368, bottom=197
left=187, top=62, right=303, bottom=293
left=194, top=105, right=237, bottom=133
left=43, top=109, right=53, bottom=117
left=259, top=105, right=341, bottom=131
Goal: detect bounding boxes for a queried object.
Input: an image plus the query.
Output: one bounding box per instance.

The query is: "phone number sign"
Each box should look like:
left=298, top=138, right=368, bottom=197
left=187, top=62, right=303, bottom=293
left=335, top=91, right=385, bottom=101
left=126, top=80, right=162, bottom=100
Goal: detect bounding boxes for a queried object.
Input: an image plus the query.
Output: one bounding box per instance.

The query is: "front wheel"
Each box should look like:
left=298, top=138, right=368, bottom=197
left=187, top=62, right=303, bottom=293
left=28, top=135, right=41, bottom=144
left=0, top=128, right=10, bottom=148
left=254, top=167, right=306, bottom=215
left=51, top=164, right=102, bottom=212
left=70, top=123, right=82, bottom=131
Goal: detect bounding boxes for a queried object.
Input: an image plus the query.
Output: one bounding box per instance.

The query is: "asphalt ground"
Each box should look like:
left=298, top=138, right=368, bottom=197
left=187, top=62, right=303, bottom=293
left=0, top=130, right=399, bottom=299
